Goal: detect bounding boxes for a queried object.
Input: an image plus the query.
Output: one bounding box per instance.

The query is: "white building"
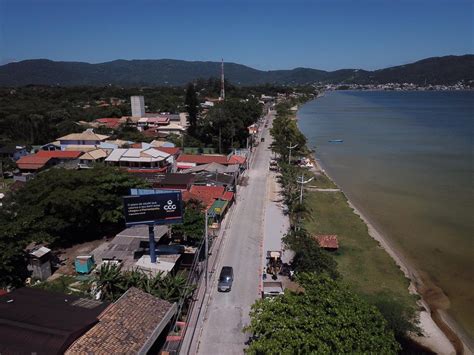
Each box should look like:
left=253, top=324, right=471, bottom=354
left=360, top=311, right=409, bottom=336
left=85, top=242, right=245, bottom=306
left=131, top=96, right=145, bottom=118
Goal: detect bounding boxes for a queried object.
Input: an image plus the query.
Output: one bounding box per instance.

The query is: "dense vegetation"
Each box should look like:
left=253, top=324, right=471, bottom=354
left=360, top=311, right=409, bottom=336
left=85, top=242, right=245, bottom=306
left=1, top=55, right=472, bottom=86
left=245, top=273, right=400, bottom=354
left=0, top=86, right=184, bottom=145
left=0, top=166, right=148, bottom=287
left=93, top=263, right=193, bottom=303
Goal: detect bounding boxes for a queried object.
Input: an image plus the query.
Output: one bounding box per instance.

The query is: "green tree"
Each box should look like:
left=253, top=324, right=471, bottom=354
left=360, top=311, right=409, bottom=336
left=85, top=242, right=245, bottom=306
left=185, top=83, right=199, bottom=135
left=93, top=263, right=125, bottom=301
left=244, top=273, right=400, bottom=354
left=0, top=165, right=148, bottom=247
left=93, top=264, right=194, bottom=303
left=283, top=228, right=340, bottom=280
left=171, top=198, right=205, bottom=244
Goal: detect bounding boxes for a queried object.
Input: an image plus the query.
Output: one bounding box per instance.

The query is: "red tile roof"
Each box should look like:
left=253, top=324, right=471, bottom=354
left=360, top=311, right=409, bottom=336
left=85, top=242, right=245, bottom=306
left=186, top=185, right=227, bottom=209
left=156, top=147, right=181, bottom=156
left=66, top=288, right=175, bottom=354
left=16, top=155, right=51, bottom=170
left=177, top=154, right=244, bottom=166
left=315, top=235, right=339, bottom=250
left=228, top=155, right=246, bottom=164
left=222, top=191, right=234, bottom=201
left=36, top=150, right=82, bottom=159
left=95, top=118, right=122, bottom=129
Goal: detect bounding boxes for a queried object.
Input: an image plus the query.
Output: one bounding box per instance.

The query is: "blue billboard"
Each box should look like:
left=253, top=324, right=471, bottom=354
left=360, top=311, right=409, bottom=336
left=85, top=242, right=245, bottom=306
left=123, top=190, right=183, bottom=226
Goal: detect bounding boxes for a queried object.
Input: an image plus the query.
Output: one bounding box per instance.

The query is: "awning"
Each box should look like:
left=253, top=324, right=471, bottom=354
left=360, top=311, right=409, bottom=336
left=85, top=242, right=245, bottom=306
left=177, top=162, right=196, bottom=169
left=210, top=199, right=228, bottom=216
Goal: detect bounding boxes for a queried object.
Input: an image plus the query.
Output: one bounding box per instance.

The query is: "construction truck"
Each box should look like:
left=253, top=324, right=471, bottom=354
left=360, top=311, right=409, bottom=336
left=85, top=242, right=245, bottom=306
left=265, top=251, right=282, bottom=277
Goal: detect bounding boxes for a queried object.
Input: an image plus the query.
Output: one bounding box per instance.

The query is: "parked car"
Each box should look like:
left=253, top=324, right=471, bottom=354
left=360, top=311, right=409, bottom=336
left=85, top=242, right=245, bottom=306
left=218, top=266, right=234, bottom=292
left=261, top=137, right=265, bottom=142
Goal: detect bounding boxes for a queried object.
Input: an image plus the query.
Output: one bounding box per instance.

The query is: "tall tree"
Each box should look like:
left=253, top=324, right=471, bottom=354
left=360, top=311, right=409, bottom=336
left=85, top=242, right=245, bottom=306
left=171, top=198, right=205, bottom=245
left=185, top=83, right=199, bottom=135
left=244, top=273, right=400, bottom=354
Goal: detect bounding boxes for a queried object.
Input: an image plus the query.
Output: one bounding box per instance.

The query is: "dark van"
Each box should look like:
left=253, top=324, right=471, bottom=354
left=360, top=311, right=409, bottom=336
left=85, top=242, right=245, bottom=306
left=218, top=266, right=234, bottom=292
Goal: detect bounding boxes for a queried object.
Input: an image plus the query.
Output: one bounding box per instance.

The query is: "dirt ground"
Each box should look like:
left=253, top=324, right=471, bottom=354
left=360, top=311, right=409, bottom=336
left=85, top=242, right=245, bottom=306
left=52, top=238, right=108, bottom=276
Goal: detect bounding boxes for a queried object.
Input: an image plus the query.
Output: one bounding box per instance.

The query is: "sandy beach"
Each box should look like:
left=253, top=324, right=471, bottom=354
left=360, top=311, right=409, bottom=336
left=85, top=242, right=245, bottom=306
left=309, top=154, right=470, bottom=354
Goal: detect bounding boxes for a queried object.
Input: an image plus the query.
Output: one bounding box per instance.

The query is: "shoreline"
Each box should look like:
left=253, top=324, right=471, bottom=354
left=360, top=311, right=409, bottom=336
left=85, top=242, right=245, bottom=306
left=305, top=132, right=469, bottom=355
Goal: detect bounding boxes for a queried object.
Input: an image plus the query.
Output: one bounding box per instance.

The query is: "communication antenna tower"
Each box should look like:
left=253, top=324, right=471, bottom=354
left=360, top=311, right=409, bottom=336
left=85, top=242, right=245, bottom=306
left=220, top=58, right=225, bottom=101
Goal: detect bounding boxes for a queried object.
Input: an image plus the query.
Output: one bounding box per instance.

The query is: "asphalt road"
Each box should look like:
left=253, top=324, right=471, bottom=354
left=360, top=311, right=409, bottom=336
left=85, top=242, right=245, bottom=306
left=196, top=113, right=274, bottom=354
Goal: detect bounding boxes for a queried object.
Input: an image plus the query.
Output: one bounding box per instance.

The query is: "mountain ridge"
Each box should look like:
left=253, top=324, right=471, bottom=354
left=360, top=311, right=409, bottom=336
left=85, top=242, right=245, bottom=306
left=0, top=54, right=472, bottom=87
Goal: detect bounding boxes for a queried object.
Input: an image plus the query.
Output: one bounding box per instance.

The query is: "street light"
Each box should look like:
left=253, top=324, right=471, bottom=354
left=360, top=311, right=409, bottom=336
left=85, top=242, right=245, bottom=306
left=287, top=142, right=298, bottom=165
left=296, top=173, right=314, bottom=204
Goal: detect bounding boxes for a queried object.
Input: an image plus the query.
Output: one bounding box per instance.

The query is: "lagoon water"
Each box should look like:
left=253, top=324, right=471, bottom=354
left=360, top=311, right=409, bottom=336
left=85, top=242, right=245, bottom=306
left=298, top=91, right=474, bottom=341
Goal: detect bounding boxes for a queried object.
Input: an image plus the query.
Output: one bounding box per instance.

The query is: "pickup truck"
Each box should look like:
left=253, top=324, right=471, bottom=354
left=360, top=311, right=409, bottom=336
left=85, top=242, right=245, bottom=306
left=261, top=280, right=284, bottom=298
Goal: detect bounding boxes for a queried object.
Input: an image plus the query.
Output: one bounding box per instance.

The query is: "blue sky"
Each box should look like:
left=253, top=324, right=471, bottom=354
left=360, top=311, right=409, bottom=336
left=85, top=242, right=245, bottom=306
left=0, top=0, right=472, bottom=70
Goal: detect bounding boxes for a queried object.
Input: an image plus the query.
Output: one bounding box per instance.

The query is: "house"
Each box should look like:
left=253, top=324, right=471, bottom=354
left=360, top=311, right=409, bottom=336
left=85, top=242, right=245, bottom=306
left=314, top=235, right=339, bottom=251
left=16, top=155, right=53, bottom=172
left=78, top=148, right=109, bottom=168
left=105, top=148, right=173, bottom=173
left=0, top=145, right=28, bottom=161
left=0, top=287, right=108, bottom=354
left=36, top=150, right=82, bottom=162
left=152, top=173, right=195, bottom=190
left=39, top=141, right=61, bottom=151
left=192, top=171, right=236, bottom=189
left=94, top=117, right=124, bottom=129
left=138, top=116, right=170, bottom=129
left=57, top=129, right=110, bottom=151
left=247, top=123, right=258, bottom=135
left=185, top=185, right=234, bottom=210
left=176, top=154, right=245, bottom=170
left=16, top=151, right=82, bottom=172
left=66, top=288, right=177, bottom=354
left=99, top=139, right=134, bottom=150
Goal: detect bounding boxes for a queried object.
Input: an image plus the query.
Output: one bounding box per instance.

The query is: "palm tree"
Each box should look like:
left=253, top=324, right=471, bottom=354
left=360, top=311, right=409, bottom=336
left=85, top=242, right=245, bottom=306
left=93, top=263, right=124, bottom=301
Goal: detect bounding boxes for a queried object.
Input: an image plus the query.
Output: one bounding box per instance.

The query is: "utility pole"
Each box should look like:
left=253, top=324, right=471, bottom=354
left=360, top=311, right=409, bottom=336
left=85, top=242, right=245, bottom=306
left=218, top=127, right=222, bottom=154
left=297, top=173, right=314, bottom=204
left=287, top=142, right=298, bottom=165
left=204, top=209, right=209, bottom=290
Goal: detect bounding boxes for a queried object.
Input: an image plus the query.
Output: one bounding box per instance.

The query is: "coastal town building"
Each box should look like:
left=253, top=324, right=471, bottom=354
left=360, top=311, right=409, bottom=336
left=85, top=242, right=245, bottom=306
left=78, top=148, right=109, bottom=168
left=314, top=235, right=339, bottom=251
left=176, top=153, right=245, bottom=170
left=16, top=150, right=82, bottom=172
left=57, top=129, right=110, bottom=151
left=105, top=147, right=173, bottom=172
left=66, top=288, right=177, bottom=354
left=0, top=287, right=108, bottom=354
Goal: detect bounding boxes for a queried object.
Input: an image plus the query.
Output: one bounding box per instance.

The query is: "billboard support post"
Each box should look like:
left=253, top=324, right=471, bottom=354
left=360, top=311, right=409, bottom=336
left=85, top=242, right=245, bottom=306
left=148, top=224, right=157, bottom=263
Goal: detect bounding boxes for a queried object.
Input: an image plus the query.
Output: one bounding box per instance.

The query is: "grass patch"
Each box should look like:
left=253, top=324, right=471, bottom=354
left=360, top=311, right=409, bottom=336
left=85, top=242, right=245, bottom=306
left=33, top=275, right=90, bottom=296
left=302, top=190, right=416, bottom=309
left=308, top=171, right=338, bottom=189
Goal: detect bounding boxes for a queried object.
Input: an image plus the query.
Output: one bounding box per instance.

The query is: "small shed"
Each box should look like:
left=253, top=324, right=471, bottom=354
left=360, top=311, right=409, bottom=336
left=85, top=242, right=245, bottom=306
left=75, top=255, right=95, bottom=274
left=314, top=235, right=339, bottom=251
left=28, top=246, right=52, bottom=280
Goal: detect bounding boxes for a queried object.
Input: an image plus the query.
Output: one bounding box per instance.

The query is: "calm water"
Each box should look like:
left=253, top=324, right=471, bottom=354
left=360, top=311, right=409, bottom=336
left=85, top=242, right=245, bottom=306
left=298, top=91, right=474, bottom=341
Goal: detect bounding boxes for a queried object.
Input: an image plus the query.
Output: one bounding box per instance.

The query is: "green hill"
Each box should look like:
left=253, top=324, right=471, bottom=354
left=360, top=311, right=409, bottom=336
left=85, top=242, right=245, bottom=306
left=0, top=55, right=472, bottom=87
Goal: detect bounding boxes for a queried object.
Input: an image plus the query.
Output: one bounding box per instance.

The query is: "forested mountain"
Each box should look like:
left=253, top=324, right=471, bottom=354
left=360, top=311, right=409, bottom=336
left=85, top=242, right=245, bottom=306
left=0, top=55, right=472, bottom=87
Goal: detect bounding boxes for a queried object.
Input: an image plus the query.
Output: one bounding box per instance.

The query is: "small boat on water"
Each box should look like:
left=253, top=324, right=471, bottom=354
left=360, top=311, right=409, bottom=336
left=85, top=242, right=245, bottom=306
left=328, top=139, right=343, bottom=143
